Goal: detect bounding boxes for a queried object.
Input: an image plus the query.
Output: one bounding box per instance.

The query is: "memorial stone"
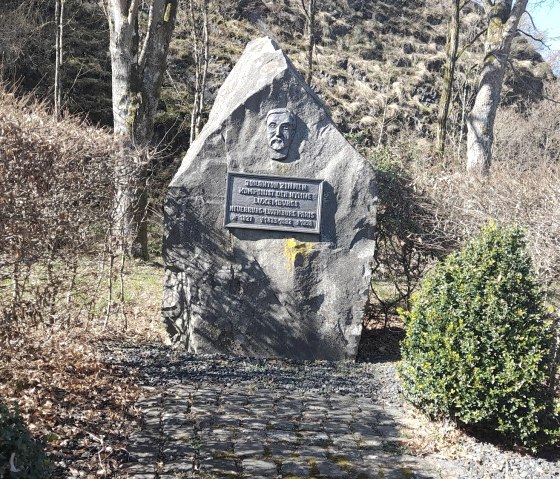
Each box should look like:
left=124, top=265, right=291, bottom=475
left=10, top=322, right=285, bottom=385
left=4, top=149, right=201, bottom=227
left=162, top=37, right=377, bottom=360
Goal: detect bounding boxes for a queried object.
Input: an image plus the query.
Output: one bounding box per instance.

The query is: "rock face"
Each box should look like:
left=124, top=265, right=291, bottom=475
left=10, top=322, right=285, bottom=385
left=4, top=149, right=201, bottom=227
left=162, top=37, right=376, bottom=360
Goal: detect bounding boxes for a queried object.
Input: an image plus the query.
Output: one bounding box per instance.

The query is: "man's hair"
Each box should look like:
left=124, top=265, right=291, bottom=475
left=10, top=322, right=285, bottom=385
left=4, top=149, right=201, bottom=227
left=266, top=108, right=295, bottom=127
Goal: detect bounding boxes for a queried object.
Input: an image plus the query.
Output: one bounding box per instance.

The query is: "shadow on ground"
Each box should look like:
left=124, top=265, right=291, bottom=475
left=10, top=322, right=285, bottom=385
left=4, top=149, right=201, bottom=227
left=357, top=313, right=405, bottom=363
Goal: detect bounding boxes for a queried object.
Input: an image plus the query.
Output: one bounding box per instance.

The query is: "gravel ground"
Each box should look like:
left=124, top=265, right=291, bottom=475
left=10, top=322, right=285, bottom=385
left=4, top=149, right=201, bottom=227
left=100, top=342, right=402, bottom=401
left=99, top=341, right=560, bottom=479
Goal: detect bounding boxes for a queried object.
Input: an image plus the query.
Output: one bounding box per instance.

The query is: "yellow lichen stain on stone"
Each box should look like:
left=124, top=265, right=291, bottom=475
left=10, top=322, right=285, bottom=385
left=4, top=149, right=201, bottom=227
left=272, top=163, right=290, bottom=175
left=284, top=239, right=313, bottom=272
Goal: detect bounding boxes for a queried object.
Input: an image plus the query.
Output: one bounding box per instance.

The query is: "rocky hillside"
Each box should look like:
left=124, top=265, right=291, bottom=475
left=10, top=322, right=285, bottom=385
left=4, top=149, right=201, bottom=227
left=160, top=0, right=553, bottom=148
left=1, top=0, right=553, bottom=151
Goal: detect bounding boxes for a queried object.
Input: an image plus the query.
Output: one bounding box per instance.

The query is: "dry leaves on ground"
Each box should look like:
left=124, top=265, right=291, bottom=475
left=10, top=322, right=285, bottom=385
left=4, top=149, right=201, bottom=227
left=0, top=330, right=142, bottom=478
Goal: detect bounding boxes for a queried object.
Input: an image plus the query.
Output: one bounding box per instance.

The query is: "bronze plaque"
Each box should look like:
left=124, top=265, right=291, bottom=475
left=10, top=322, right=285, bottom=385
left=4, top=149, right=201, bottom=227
left=224, top=172, right=323, bottom=234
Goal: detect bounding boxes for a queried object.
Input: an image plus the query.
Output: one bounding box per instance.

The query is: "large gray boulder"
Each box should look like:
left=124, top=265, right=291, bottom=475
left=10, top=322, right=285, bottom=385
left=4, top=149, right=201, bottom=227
left=162, top=37, right=376, bottom=360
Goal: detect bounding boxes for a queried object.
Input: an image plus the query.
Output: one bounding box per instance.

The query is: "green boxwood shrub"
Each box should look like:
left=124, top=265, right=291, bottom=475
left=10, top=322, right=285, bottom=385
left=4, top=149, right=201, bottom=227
left=0, top=402, right=50, bottom=478
left=399, top=222, right=559, bottom=449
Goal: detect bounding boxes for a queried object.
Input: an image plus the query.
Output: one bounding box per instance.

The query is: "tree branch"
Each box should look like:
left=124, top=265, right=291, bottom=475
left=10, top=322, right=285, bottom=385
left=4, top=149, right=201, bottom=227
left=507, top=0, right=529, bottom=31
left=138, top=3, right=154, bottom=70
left=140, top=0, right=177, bottom=73
left=108, top=0, right=124, bottom=29
left=113, top=0, right=130, bottom=16
left=524, top=10, right=537, bottom=30
left=506, top=58, right=560, bottom=104
left=457, top=27, right=488, bottom=59
left=518, top=29, right=550, bottom=49
left=298, top=0, right=311, bottom=22
left=127, top=0, right=140, bottom=26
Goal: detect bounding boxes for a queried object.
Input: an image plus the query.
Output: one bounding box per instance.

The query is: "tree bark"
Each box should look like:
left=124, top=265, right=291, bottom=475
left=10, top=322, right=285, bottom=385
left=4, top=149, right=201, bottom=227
left=54, top=0, right=64, bottom=119
left=436, top=0, right=460, bottom=155
left=466, top=0, right=528, bottom=173
left=189, top=0, right=209, bottom=144
left=299, top=0, right=316, bottom=85
left=107, top=0, right=178, bottom=258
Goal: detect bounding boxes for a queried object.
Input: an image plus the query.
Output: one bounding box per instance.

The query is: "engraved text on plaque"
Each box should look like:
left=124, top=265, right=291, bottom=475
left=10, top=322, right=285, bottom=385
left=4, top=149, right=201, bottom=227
left=224, top=172, right=323, bottom=234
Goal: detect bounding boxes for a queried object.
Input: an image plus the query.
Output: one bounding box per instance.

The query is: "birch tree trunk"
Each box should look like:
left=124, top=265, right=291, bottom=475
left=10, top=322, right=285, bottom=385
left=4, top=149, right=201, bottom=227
left=107, top=0, right=178, bottom=258
left=466, top=0, right=528, bottom=173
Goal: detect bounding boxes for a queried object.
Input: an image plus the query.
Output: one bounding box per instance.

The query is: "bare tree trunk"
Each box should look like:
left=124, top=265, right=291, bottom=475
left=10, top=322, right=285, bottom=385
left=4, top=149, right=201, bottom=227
left=54, top=0, right=60, bottom=118
left=107, top=0, right=178, bottom=258
left=189, top=0, right=210, bottom=144
left=306, top=0, right=315, bottom=85
left=299, top=0, right=316, bottom=85
left=54, top=0, right=64, bottom=119
left=436, top=0, right=460, bottom=154
left=104, top=252, right=115, bottom=329
left=456, top=77, right=469, bottom=163
left=196, top=2, right=209, bottom=139
left=108, top=0, right=142, bottom=255
left=118, top=253, right=127, bottom=330
left=466, top=0, right=528, bottom=173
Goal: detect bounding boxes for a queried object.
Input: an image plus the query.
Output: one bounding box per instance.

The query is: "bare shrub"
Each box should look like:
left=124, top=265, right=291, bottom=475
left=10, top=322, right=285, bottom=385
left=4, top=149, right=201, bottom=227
left=411, top=161, right=560, bottom=287
left=0, top=1, right=48, bottom=80
left=392, top=80, right=560, bottom=291
left=368, top=108, right=560, bottom=332
left=0, top=89, right=117, bottom=338
left=494, top=80, right=560, bottom=166
left=424, top=77, right=560, bottom=287
left=368, top=148, right=455, bottom=326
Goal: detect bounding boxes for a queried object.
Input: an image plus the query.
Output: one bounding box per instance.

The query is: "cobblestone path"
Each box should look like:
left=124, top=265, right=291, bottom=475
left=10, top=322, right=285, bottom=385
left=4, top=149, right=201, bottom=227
left=122, top=353, right=454, bottom=479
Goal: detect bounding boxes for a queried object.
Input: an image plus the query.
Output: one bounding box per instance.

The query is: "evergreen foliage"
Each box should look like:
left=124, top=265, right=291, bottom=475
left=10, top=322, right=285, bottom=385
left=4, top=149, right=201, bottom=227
left=399, top=222, right=560, bottom=449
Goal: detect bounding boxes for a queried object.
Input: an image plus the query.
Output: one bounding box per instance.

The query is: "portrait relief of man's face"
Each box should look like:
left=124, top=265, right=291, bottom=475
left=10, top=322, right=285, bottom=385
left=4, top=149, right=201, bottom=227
left=266, top=109, right=296, bottom=160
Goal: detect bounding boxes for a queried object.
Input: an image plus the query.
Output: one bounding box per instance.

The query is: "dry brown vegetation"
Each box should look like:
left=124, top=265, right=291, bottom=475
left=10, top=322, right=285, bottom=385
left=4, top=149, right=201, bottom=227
left=369, top=159, right=560, bottom=332
left=0, top=90, right=118, bottom=338
left=425, top=80, right=560, bottom=287
left=412, top=161, right=560, bottom=287
left=0, top=89, right=165, bottom=478
left=365, top=81, right=560, bottom=373
left=0, top=332, right=142, bottom=477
